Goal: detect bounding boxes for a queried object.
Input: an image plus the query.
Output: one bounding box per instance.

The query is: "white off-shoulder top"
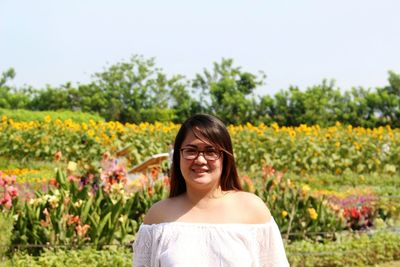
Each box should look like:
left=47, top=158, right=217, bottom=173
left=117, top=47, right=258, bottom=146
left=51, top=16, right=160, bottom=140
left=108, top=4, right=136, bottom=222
left=132, top=217, right=290, bottom=267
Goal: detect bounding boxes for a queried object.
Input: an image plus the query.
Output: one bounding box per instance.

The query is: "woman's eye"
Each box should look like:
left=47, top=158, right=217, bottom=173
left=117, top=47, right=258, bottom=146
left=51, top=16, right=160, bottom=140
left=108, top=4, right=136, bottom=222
left=185, top=149, right=197, bottom=154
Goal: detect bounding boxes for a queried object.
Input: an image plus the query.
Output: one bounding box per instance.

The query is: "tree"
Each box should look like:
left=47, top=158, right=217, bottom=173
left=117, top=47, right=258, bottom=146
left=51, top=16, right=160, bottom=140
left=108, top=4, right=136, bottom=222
left=192, top=58, right=265, bottom=124
left=0, top=68, right=29, bottom=109
left=90, top=55, right=180, bottom=122
left=28, top=85, right=71, bottom=111
left=168, top=76, right=202, bottom=123
left=372, top=71, right=400, bottom=127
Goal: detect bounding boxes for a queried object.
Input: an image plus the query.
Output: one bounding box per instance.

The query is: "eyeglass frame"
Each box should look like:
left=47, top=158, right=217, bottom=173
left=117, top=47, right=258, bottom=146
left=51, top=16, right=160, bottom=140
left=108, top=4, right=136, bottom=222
left=180, top=147, right=222, bottom=161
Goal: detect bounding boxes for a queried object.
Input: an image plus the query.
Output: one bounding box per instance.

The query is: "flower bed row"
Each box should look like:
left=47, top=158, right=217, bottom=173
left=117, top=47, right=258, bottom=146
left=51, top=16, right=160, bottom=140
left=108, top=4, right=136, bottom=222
left=2, top=231, right=399, bottom=267
left=1, top=156, right=398, bottom=255
left=1, top=117, right=400, bottom=174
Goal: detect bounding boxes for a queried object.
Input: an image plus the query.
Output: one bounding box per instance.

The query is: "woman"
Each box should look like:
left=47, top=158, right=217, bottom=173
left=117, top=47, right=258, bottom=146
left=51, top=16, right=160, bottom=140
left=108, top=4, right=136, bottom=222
left=133, top=114, right=289, bottom=267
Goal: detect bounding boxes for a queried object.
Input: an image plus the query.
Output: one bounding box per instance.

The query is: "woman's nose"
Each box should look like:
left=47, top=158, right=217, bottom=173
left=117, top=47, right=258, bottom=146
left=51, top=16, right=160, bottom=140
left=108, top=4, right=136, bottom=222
left=194, top=151, right=208, bottom=163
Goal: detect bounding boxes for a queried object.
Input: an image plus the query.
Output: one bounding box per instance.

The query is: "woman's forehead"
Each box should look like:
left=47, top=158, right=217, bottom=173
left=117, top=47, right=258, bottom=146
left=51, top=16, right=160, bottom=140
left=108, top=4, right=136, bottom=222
left=182, top=130, right=213, bottom=146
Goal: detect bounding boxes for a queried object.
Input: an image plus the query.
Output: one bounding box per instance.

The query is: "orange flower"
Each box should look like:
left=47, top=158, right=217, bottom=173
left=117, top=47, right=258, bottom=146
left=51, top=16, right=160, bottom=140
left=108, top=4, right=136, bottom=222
left=54, top=151, right=62, bottom=162
left=76, top=224, right=90, bottom=237
left=147, top=186, right=154, bottom=196
left=67, top=215, right=81, bottom=225
left=40, top=219, right=50, bottom=227
left=241, top=175, right=255, bottom=192
left=102, top=151, right=110, bottom=162
left=151, top=167, right=159, bottom=181
left=163, top=176, right=170, bottom=187
left=49, top=178, right=59, bottom=187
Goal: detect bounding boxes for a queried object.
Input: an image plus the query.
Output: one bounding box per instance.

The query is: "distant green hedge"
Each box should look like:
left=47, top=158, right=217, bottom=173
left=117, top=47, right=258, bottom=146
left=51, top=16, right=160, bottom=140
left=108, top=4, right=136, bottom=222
left=0, top=108, right=104, bottom=123
left=287, top=231, right=400, bottom=266
left=3, top=247, right=132, bottom=267
left=3, top=231, right=399, bottom=267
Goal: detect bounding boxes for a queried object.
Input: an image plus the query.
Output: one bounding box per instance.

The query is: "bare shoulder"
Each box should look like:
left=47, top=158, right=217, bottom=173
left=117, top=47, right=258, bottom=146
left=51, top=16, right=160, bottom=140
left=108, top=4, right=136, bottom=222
left=229, top=191, right=272, bottom=224
left=143, top=197, right=181, bottom=224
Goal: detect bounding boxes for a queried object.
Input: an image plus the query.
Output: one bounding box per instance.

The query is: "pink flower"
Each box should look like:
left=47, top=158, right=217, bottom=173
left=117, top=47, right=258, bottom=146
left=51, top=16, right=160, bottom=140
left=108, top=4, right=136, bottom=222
left=1, top=193, right=12, bottom=209
left=68, top=175, right=76, bottom=181
left=6, top=186, right=18, bottom=198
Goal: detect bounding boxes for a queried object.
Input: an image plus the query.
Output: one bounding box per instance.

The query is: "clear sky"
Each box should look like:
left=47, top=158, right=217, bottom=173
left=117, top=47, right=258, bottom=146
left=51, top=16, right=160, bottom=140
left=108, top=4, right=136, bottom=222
left=1, top=0, right=399, bottom=96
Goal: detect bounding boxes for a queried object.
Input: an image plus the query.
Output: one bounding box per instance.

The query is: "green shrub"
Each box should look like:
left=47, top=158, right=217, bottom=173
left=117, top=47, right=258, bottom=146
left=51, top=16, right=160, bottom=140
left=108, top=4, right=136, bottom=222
left=11, top=166, right=167, bottom=254
left=287, top=231, right=400, bottom=266
left=3, top=231, right=399, bottom=267
left=244, top=167, right=343, bottom=241
left=0, top=212, right=13, bottom=260
left=0, top=108, right=104, bottom=123
left=5, top=247, right=132, bottom=267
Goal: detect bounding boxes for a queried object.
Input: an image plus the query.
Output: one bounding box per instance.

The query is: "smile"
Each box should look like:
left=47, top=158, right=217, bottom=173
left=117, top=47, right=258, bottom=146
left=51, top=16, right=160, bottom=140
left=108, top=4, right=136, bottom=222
left=191, top=168, right=209, bottom=173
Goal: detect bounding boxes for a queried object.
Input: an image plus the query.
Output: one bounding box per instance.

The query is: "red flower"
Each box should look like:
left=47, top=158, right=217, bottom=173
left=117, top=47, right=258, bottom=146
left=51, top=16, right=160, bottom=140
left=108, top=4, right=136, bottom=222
left=350, top=207, right=359, bottom=219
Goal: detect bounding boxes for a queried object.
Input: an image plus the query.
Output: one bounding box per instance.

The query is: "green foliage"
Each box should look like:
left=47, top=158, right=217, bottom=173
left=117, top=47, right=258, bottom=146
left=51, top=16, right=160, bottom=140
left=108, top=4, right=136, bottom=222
left=0, top=68, right=30, bottom=109
left=287, top=231, right=400, bottom=266
left=3, top=231, right=399, bottom=267
left=11, top=167, right=167, bottom=254
left=270, top=81, right=345, bottom=127
left=192, top=58, right=265, bottom=124
left=85, top=55, right=184, bottom=123
left=0, top=108, right=104, bottom=123
left=2, top=119, right=400, bottom=174
left=0, top=212, right=13, bottom=260
left=250, top=168, right=343, bottom=241
left=3, top=58, right=400, bottom=126
left=5, top=247, right=132, bottom=267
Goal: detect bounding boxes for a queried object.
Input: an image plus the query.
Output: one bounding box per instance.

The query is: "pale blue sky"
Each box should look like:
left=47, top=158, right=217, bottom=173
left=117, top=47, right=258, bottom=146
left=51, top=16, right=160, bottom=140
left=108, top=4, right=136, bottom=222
left=1, top=0, right=399, bottom=96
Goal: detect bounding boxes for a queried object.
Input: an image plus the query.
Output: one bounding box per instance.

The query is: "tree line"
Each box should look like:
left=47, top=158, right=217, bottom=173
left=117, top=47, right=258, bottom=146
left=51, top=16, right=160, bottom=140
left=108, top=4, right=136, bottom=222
left=1, top=55, right=399, bottom=127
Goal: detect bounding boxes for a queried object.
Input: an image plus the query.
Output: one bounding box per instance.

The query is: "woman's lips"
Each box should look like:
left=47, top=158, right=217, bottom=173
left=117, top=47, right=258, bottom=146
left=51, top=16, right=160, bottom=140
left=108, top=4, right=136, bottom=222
left=191, top=168, right=209, bottom=173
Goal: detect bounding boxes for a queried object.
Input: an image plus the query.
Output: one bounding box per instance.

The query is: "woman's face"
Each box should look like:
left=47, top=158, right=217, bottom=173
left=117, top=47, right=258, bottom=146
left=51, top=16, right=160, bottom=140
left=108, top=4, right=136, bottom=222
left=179, top=130, right=223, bottom=190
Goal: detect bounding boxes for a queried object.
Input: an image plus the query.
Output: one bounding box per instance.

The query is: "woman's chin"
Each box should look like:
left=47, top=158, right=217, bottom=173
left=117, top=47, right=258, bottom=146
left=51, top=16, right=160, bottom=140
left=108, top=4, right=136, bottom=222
left=189, top=173, right=213, bottom=184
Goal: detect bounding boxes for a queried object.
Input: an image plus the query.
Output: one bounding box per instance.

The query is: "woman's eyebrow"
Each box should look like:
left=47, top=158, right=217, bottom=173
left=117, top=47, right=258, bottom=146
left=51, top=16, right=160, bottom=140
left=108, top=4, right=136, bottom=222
left=182, top=144, right=215, bottom=148
left=182, top=144, right=197, bottom=148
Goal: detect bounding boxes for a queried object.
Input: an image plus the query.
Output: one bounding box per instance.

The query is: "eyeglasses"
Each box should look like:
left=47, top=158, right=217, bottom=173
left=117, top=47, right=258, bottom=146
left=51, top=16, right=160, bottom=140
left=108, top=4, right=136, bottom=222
left=180, top=147, right=222, bottom=161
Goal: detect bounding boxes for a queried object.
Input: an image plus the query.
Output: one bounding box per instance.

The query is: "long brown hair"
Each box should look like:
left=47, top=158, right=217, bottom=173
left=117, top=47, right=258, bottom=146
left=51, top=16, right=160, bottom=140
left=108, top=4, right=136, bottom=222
left=169, top=114, right=242, bottom=197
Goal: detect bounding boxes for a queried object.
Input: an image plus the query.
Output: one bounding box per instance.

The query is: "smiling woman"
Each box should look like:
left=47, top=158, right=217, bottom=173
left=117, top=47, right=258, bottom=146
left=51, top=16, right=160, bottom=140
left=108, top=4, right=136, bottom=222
left=132, top=114, right=289, bottom=267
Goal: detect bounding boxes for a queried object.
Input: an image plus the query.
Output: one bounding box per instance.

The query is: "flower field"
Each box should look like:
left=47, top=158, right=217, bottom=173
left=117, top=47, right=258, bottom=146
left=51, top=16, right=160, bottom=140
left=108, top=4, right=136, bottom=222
left=1, top=116, right=399, bottom=174
left=1, top=116, right=400, bottom=266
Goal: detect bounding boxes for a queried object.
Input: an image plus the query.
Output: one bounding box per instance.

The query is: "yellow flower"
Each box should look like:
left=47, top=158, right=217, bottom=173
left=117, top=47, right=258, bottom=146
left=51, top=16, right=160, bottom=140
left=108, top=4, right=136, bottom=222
left=281, top=210, right=288, bottom=218
left=118, top=215, right=128, bottom=224
left=48, top=195, right=59, bottom=208
left=67, top=161, right=77, bottom=172
left=271, top=122, right=279, bottom=131
left=301, top=184, right=311, bottom=194
left=308, top=208, right=318, bottom=220
left=87, top=129, right=95, bottom=137
left=74, top=199, right=83, bottom=208
left=44, top=115, right=52, bottom=123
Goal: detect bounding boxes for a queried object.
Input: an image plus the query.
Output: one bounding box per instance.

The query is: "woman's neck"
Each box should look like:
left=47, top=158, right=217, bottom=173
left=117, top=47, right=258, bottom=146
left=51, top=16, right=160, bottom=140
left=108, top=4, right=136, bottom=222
left=184, top=186, right=228, bottom=209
